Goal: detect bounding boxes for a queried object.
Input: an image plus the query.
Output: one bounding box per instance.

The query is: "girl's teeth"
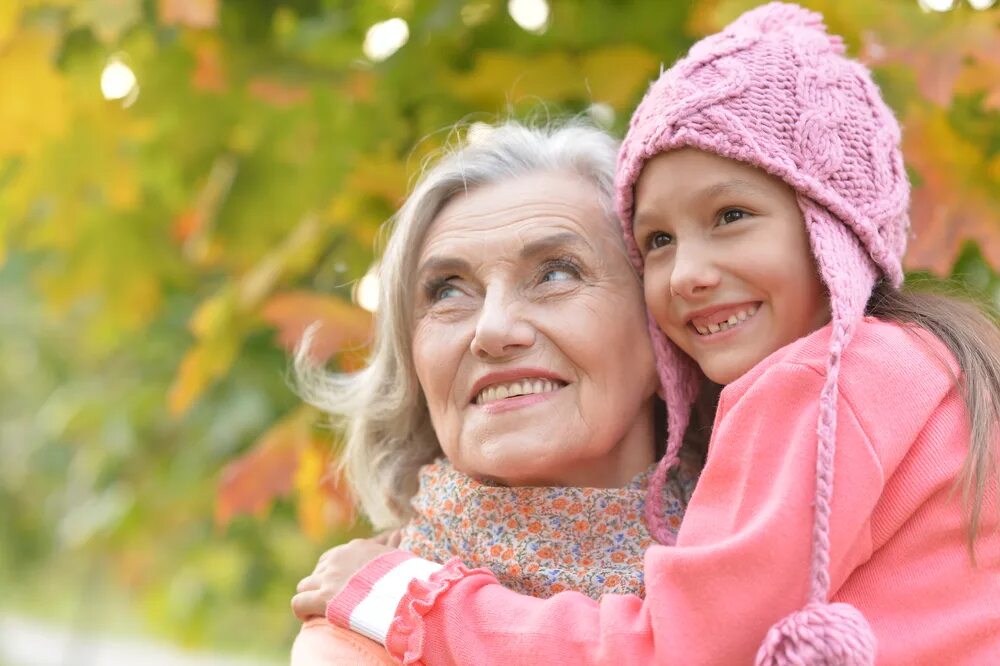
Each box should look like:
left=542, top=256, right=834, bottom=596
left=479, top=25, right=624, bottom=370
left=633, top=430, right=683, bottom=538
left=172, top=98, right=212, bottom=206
left=695, top=304, right=760, bottom=337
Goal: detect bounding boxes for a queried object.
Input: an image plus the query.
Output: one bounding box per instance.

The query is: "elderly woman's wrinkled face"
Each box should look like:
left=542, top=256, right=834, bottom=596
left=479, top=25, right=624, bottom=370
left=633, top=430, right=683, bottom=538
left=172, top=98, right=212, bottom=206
left=411, top=172, right=659, bottom=487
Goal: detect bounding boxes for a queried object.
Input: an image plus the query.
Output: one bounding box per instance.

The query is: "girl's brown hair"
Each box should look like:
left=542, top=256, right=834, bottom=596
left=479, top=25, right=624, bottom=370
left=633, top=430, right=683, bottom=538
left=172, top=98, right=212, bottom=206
left=866, top=281, right=1000, bottom=553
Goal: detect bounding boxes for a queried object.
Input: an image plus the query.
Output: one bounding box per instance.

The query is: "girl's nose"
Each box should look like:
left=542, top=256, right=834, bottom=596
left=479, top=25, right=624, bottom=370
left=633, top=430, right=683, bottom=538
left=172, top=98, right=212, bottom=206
left=469, top=288, right=536, bottom=359
left=669, top=241, right=722, bottom=300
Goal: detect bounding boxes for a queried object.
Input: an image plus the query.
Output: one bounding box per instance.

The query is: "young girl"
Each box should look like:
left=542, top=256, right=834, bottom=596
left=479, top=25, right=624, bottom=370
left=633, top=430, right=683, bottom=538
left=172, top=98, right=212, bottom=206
left=300, top=4, right=1000, bottom=663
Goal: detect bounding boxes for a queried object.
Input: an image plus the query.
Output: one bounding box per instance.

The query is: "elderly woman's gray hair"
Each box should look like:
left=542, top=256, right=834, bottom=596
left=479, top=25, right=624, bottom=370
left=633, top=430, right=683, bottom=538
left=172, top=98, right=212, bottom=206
left=296, top=120, right=622, bottom=528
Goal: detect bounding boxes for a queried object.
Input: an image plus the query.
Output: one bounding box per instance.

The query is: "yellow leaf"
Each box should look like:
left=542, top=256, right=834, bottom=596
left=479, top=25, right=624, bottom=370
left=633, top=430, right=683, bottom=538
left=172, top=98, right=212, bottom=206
left=294, top=442, right=329, bottom=542
left=446, top=52, right=583, bottom=107
left=190, top=287, right=237, bottom=339
left=237, top=213, right=324, bottom=309
left=580, top=46, right=659, bottom=110
left=167, top=334, right=239, bottom=415
left=0, top=2, right=22, bottom=48
left=294, top=438, right=355, bottom=542
left=346, top=147, right=409, bottom=205
left=0, top=32, right=71, bottom=157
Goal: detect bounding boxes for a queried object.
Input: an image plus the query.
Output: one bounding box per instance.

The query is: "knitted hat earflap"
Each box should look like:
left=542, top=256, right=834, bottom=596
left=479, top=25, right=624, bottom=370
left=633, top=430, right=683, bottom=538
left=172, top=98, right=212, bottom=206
left=753, top=198, right=879, bottom=666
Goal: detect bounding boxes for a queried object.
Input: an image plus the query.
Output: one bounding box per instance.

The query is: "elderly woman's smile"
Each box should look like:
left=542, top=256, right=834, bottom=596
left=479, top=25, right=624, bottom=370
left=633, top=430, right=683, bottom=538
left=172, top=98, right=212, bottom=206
left=411, top=171, right=659, bottom=488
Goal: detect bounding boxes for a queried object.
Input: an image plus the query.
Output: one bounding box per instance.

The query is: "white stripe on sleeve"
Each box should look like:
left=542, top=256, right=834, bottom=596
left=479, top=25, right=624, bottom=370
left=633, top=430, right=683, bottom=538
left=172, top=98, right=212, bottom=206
left=348, top=557, right=444, bottom=645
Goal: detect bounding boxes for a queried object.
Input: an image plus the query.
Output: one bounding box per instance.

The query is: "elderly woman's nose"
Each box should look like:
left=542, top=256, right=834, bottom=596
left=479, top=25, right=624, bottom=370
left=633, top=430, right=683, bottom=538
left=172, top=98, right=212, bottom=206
left=669, top=240, right=722, bottom=299
left=469, top=289, right=535, bottom=359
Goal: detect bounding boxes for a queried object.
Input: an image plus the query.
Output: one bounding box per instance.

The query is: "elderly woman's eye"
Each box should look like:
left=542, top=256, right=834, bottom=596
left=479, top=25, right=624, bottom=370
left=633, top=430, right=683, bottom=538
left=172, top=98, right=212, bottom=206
left=646, top=231, right=673, bottom=251
left=425, top=278, right=462, bottom=302
left=540, top=260, right=581, bottom=283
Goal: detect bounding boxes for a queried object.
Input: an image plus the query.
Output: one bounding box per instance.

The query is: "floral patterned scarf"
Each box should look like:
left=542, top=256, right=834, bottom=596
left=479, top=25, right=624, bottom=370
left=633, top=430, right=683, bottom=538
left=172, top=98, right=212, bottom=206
left=398, top=459, right=698, bottom=599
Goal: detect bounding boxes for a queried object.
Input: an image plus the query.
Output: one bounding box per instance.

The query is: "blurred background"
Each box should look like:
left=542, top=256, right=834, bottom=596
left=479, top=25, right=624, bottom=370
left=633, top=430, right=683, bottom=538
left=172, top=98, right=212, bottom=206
left=0, top=0, right=998, bottom=663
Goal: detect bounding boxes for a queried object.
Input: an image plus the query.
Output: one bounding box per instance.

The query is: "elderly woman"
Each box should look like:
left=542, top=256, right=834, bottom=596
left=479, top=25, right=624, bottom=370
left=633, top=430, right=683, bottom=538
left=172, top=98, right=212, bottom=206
left=289, top=122, right=703, bottom=664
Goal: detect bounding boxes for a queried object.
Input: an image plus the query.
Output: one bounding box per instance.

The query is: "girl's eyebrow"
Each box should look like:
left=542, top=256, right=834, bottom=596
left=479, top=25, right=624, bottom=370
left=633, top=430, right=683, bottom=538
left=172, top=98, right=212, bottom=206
left=699, top=178, right=762, bottom=199
left=634, top=178, right=764, bottom=230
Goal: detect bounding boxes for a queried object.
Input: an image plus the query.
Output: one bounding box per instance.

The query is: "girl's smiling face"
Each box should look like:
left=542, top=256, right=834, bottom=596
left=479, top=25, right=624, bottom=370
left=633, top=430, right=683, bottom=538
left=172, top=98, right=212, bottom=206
left=633, top=148, right=831, bottom=385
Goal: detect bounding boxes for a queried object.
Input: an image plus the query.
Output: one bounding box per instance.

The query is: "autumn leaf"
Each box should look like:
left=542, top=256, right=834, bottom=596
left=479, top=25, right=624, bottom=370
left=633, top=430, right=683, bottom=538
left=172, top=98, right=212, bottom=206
left=0, top=31, right=70, bottom=157
left=260, top=290, right=372, bottom=364
left=215, top=406, right=314, bottom=527
left=247, top=77, right=310, bottom=107
left=294, top=440, right=355, bottom=541
left=158, top=0, right=218, bottom=29
left=343, top=148, right=410, bottom=207
left=167, top=333, right=240, bottom=415
left=191, top=39, right=227, bottom=93
left=580, top=46, right=660, bottom=110
left=903, top=108, right=1000, bottom=274
left=446, top=52, right=582, bottom=108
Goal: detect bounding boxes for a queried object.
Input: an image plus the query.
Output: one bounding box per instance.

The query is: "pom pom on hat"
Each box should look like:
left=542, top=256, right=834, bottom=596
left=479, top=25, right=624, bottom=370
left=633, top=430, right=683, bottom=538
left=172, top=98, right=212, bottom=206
left=756, top=602, right=877, bottom=666
left=734, top=2, right=837, bottom=42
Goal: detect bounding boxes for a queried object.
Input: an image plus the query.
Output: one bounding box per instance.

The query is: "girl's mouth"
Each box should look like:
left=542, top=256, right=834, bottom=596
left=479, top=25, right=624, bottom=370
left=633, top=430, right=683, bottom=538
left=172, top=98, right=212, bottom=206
left=689, top=303, right=760, bottom=337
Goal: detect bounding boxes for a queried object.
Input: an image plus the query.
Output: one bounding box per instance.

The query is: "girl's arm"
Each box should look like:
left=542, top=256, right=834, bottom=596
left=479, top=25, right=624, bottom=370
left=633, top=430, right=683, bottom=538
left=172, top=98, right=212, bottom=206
left=333, top=357, right=927, bottom=664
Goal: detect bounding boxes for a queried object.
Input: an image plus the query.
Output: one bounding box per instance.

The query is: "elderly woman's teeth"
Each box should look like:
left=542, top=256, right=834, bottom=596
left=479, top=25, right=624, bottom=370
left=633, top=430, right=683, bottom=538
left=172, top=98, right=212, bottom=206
left=694, top=304, right=759, bottom=336
left=477, top=379, right=561, bottom=405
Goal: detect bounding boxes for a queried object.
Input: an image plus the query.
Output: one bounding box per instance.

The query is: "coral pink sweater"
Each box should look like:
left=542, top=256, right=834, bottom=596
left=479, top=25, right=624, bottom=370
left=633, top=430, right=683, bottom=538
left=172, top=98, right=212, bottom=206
left=328, top=320, right=1000, bottom=664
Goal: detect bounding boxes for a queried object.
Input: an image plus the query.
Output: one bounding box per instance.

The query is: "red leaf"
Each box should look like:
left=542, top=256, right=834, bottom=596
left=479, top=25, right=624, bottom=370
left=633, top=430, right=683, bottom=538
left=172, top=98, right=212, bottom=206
left=215, top=409, right=312, bottom=527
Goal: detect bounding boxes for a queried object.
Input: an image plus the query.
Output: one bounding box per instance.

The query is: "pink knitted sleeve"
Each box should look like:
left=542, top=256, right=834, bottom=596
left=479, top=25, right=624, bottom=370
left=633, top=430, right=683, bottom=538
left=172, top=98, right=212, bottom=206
left=382, top=361, right=894, bottom=665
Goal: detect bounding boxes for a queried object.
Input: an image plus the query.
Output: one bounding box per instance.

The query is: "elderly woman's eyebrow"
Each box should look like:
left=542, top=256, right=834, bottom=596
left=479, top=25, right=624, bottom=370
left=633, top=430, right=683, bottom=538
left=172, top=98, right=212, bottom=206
left=519, top=231, right=592, bottom=260
left=416, top=255, right=472, bottom=278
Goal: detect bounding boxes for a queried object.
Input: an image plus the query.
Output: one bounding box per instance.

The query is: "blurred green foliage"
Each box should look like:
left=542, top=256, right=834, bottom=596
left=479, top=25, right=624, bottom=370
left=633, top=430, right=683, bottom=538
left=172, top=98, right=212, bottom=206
left=0, top=0, right=997, bottom=657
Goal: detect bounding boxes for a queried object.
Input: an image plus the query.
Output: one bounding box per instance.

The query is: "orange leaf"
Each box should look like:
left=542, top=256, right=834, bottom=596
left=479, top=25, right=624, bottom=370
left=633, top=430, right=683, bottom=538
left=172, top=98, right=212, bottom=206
left=214, top=407, right=313, bottom=527
left=861, top=11, right=1000, bottom=108
left=260, top=290, right=372, bottom=364
left=192, top=41, right=226, bottom=93
left=158, top=0, right=218, bottom=29
left=248, top=77, right=310, bottom=108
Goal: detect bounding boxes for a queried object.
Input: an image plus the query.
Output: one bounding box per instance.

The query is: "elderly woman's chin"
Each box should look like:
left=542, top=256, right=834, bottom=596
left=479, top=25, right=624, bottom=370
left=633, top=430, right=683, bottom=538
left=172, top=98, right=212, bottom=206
left=411, top=171, right=661, bottom=489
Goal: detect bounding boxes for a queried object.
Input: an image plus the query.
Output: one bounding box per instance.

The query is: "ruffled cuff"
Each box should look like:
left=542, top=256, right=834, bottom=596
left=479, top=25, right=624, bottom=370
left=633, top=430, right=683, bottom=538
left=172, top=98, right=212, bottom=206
left=385, top=558, right=498, bottom=665
left=326, top=550, right=443, bottom=646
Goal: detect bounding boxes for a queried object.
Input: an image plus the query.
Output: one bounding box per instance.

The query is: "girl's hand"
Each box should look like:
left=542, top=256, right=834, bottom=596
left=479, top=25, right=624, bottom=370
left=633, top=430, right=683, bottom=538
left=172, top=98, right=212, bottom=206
left=291, top=538, right=397, bottom=620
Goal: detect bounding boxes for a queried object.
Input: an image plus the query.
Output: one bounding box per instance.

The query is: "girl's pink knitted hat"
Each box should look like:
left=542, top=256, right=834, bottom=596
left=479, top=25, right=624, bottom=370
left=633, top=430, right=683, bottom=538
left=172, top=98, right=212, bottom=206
left=617, top=3, right=909, bottom=664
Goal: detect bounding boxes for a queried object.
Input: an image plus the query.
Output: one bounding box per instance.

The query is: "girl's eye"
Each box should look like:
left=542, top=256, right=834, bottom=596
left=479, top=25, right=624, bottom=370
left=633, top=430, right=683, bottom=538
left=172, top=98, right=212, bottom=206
left=721, top=209, right=748, bottom=225
left=646, top=231, right=673, bottom=251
